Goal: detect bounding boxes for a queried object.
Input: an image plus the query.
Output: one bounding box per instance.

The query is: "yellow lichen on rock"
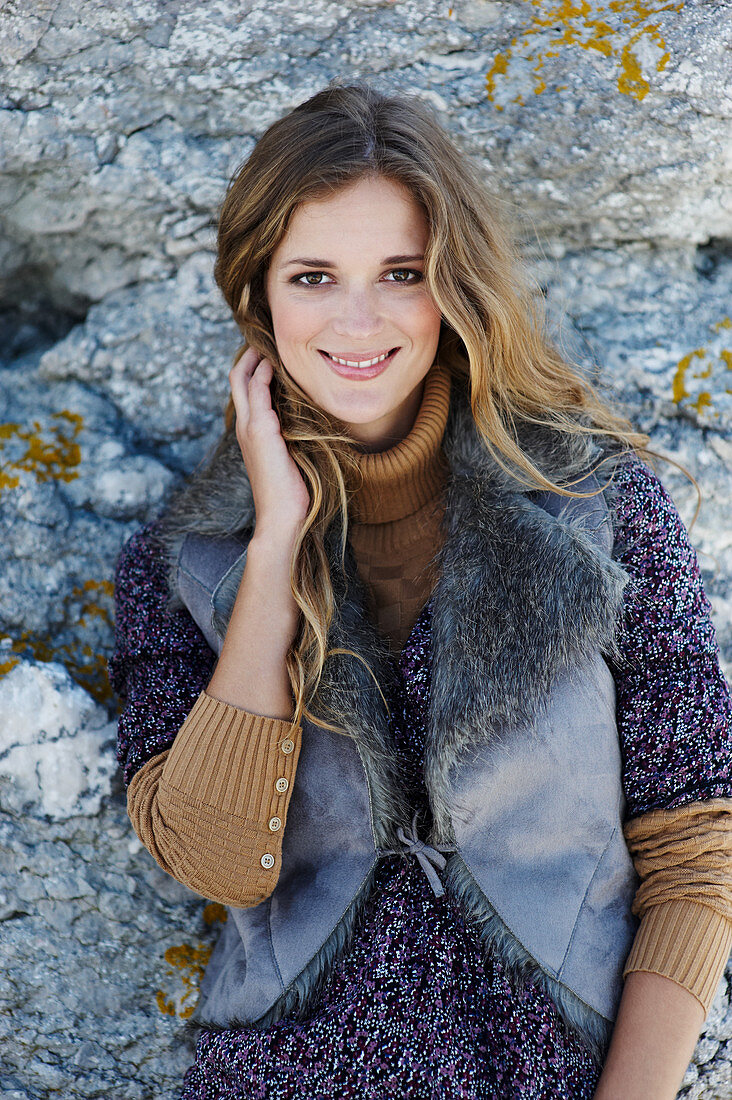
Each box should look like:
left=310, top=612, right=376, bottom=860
left=485, top=0, right=682, bottom=107
left=72, top=580, right=116, bottom=626
left=670, top=322, right=732, bottom=422
left=690, top=392, right=712, bottom=414
left=156, top=942, right=213, bottom=1020
left=203, top=902, right=228, bottom=925
left=0, top=655, right=21, bottom=676
left=0, top=410, right=84, bottom=498
left=155, top=991, right=176, bottom=1016
left=485, top=51, right=509, bottom=106
left=0, top=579, right=115, bottom=700
left=672, top=348, right=704, bottom=403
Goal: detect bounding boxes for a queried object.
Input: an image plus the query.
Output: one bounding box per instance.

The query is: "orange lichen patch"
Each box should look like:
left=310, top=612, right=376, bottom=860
left=76, top=579, right=115, bottom=596
left=485, top=0, right=682, bottom=106
left=165, top=942, right=212, bottom=973
left=0, top=655, right=20, bottom=676
left=203, top=902, right=228, bottom=925
left=0, top=471, right=20, bottom=491
left=157, top=942, right=213, bottom=1019
left=71, top=652, right=112, bottom=703
left=155, top=991, right=176, bottom=1016
left=689, top=392, right=712, bottom=414
left=0, top=631, right=112, bottom=701
left=670, top=323, right=732, bottom=421
left=618, top=39, right=649, bottom=98
left=672, top=349, right=704, bottom=403
left=0, top=579, right=115, bottom=701
left=533, top=62, right=548, bottom=94
left=485, top=52, right=509, bottom=107
left=72, top=580, right=116, bottom=630
left=0, top=411, right=84, bottom=497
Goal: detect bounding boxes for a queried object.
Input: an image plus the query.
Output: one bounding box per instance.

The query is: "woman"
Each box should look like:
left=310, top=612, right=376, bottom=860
left=110, top=83, right=732, bottom=1098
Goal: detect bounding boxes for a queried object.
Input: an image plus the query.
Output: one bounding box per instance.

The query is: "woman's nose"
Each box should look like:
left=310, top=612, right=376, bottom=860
left=331, top=288, right=382, bottom=339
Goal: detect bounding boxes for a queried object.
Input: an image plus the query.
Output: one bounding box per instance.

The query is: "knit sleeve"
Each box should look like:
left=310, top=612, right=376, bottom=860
left=620, top=799, right=732, bottom=1012
left=109, top=522, right=302, bottom=906
left=126, top=693, right=302, bottom=907
left=108, top=521, right=217, bottom=786
left=607, top=457, right=732, bottom=1012
left=608, top=456, right=732, bottom=816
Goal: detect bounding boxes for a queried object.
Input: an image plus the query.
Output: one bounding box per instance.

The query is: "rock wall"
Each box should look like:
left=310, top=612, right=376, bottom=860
left=1, top=2, right=730, bottom=1097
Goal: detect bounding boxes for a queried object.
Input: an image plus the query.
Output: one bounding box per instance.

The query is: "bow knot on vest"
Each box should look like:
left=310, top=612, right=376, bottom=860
left=378, top=811, right=456, bottom=897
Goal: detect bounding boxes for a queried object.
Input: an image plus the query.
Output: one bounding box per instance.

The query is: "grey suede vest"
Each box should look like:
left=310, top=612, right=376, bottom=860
left=164, top=382, right=638, bottom=1062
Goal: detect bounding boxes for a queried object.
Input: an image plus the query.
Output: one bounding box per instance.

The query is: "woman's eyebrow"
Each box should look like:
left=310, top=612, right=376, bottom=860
left=280, top=253, right=424, bottom=268
left=384, top=254, right=424, bottom=264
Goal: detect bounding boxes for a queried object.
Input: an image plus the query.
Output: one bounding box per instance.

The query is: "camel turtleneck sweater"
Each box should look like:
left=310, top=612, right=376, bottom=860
left=127, top=363, right=732, bottom=1015
left=347, top=360, right=450, bottom=652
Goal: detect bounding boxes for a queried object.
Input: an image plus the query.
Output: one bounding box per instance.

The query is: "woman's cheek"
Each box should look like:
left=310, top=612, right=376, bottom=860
left=272, top=304, right=315, bottom=357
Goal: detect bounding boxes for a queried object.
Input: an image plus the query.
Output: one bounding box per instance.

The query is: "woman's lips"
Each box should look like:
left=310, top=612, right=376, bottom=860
left=319, top=347, right=398, bottom=380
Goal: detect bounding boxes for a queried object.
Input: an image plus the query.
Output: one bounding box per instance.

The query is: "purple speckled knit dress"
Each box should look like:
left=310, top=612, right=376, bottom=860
left=109, top=459, right=732, bottom=1099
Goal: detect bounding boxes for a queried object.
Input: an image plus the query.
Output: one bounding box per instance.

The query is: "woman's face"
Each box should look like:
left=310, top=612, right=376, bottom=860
left=264, top=175, right=442, bottom=451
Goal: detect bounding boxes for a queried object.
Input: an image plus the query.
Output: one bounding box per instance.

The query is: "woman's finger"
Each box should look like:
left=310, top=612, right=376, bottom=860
left=229, top=365, right=251, bottom=424
left=229, top=350, right=262, bottom=422
left=237, top=344, right=260, bottom=370
left=247, top=358, right=275, bottom=420
left=230, top=346, right=261, bottom=386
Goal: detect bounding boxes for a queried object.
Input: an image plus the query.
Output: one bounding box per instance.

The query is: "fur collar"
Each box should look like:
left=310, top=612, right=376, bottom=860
left=158, top=373, right=628, bottom=848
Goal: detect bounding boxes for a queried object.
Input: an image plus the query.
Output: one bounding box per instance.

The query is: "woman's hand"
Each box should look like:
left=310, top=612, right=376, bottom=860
left=230, top=347, right=310, bottom=543
left=206, top=349, right=306, bottom=717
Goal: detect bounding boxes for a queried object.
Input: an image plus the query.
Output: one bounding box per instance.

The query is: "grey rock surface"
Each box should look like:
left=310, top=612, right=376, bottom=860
left=0, top=359, right=174, bottom=702
left=1, top=0, right=731, bottom=1097
left=0, top=660, right=117, bottom=820
left=38, top=251, right=236, bottom=464
left=0, top=788, right=223, bottom=1099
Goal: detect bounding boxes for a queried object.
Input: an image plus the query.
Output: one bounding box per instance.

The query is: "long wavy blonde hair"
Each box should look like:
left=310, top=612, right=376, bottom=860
left=212, top=81, right=648, bottom=735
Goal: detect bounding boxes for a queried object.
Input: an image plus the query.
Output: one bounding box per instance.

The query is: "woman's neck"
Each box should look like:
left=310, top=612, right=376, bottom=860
left=348, top=362, right=451, bottom=525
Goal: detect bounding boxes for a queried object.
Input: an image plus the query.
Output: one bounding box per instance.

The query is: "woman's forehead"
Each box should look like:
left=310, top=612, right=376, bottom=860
left=272, top=177, right=428, bottom=266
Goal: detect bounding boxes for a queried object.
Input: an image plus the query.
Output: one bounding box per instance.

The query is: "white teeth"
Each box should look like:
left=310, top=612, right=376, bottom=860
left=328, top=350, right=392, bottom=368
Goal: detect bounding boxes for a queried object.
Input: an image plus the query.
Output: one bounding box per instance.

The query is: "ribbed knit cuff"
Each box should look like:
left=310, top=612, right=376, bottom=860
left=623, top=899, right=732, bottom=1014
left=161, top=690, right=301, bottom=814
left=124, top=692, right=304, bottom=906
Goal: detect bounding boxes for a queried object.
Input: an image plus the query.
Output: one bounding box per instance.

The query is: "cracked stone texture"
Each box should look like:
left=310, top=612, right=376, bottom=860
left=1, top=1, right=731, bottom=1097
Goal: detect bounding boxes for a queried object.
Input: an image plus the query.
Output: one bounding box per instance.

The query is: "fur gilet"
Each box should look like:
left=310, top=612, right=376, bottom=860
left=160, top=374, right=637, bottom=1064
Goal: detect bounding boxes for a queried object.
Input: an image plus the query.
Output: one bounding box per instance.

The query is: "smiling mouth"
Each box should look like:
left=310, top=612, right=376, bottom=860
left=320, top=348, right=398, bottom=368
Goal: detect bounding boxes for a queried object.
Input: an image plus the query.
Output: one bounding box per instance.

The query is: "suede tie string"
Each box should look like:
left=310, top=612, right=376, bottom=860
left=378, top=811, right=456, bottom=897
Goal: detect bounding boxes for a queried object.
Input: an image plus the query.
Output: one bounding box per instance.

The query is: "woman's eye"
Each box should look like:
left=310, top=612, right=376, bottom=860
left=290, top=269, right=421, bottom=286
left=384, top=268, right=421, bottom=284
left=293, top=272, right=333, bottom=286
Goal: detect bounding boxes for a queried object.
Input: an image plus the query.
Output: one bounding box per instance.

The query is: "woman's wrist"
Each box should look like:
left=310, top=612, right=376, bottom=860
left=245, top=532, right=302, bottom=628
left=205, top=528, right=301, bottom=716
left=248, top=525, right=301, bottom=564
left=594, top=971, right=704, bottom=1099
